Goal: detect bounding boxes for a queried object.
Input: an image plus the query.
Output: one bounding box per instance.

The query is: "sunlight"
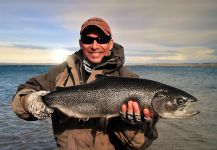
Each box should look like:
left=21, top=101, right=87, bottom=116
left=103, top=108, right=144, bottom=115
left=52, top=49, right=72, bottom=63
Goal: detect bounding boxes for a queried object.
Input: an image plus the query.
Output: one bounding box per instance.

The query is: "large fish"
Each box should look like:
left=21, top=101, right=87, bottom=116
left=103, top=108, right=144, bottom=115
left=42, top=75, right=199, bottom=119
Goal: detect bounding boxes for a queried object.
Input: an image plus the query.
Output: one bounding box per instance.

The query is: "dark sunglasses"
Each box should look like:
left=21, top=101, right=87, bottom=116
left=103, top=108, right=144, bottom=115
left=80, top=35, right=111, bottom=44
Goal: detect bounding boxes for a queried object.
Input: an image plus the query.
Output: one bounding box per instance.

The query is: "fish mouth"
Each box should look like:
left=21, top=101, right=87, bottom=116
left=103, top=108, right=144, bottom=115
left=173, top=101, right=200, bottom=118
left=188, top=96, right=197, bottom=103
left=161, top=101, right=200, bottom=119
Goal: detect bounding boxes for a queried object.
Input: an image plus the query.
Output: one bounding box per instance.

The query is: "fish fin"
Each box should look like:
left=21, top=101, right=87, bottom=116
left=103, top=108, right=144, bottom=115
left=60, top=117, right=71, bottom=124
left=91, top=117, right=108, bottom=144
left=95, top=74, right=107, bottom=79
left=54, top=86, right=65, bottom=91
left=98, top=117, right=110, bottom=133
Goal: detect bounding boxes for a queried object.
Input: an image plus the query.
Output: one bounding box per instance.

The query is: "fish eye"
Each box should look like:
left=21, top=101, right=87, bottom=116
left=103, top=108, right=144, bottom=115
left=176, top=98, right=187, bottom=105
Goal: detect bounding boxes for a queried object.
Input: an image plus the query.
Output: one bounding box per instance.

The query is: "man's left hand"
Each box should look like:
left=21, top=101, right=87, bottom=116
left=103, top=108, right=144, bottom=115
left=120, top=100, right=153, bottom=124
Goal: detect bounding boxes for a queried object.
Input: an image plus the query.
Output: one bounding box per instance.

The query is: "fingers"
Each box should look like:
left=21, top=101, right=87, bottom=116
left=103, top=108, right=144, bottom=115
left=143, top=108, right=151, bottom=118
left=127, top=101, right=133, bottom=113
left=132, top=102, right=142, bottom=123
left=143, top=108, right=153, bottom=122
left=121, top=104, right=127, bottom=119
left=121, top=100, right=142, bottom=124
left=121, top=101, right=140, bottom=113
left=121, top=103, right=127, bottom=113
left=132, top=101, right=140, bottom=114
left=120, top=100, right=154, bottom=124
left=126, top=101, right=134, bottom=123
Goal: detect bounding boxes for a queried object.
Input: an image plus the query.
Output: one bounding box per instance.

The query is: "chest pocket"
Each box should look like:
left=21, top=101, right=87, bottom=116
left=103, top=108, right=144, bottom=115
left=55, top=56, right=81, bottom=87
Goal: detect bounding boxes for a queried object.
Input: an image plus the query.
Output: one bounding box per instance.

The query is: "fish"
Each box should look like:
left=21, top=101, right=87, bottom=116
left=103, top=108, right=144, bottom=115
left=42, top=75, right=199, bottom=119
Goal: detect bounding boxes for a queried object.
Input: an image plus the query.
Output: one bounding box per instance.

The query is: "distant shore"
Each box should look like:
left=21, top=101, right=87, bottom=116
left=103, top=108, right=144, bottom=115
left=0, top=62, right=217, bottom=67
left=131, top=62, right=217, bottom=67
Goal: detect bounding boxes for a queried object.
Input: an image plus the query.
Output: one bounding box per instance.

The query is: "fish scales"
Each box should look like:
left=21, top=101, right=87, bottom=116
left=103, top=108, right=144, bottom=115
left=42, top=76, right=199, bottom=119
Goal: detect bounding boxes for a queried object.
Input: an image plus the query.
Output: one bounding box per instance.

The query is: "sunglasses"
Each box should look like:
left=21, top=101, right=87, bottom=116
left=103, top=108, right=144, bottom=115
left=80, top=35, right=111, bottom=44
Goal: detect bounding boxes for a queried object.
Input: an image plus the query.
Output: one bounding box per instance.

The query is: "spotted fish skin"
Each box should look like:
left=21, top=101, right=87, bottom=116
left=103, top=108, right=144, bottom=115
left=42, top=76, right=199, bottom=119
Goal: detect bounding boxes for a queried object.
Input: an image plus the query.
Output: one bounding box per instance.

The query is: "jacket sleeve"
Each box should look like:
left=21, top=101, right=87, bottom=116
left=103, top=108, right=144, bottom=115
left=11, top=63, right=66, bottom=121
left=110, top=66, right=158, bottom=149
left=109, top=117, right=158, bottom=149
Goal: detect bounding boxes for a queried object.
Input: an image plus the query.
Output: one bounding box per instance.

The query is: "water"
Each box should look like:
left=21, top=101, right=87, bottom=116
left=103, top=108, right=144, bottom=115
left=0, top=65, right=56, bottom=150
left=0, top=65, right=217, bottom=150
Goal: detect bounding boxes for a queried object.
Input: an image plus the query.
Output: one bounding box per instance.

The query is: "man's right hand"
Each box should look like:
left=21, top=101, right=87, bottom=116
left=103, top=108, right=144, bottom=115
left=26, top=91, right=54, bottom=119
left=120, top=100, right=153, bottom=124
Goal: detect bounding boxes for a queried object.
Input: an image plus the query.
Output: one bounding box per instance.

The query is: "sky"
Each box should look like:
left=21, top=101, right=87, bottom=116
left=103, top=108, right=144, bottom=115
left=0, top=0, right=217, bottom=64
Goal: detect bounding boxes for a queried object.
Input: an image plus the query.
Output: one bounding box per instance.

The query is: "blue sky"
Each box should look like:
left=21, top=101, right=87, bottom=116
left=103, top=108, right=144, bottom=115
left=0, top=0, right=217, bottom=64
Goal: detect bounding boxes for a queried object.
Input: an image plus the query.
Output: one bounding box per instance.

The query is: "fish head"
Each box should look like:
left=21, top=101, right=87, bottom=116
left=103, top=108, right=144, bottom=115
left=151, top=89, right=199, bottom=118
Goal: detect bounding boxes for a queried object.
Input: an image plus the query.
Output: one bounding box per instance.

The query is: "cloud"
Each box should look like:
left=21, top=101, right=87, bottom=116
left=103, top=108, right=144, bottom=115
left=0, top=47, right=51, bottom=64
left=52, top=0, right=217, bottom=50
left=0, top=0, right=217, bottom=64
left=0, top=41, right=216, bottom=65
left=125, top=44, right=217, bottom=64
left=0, top=44, right=73, bottom=64
left=12, top=44, right=48, bottom=50
left=118, top=29, right=217, bottom=50
left=175, top=47, right=217, bottom=62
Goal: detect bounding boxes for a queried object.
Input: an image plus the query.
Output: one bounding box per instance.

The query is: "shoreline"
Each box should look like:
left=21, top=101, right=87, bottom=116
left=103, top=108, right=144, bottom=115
left=130, top=62, right=217, bottom=67
left=0, top=62, right=217, bottom=67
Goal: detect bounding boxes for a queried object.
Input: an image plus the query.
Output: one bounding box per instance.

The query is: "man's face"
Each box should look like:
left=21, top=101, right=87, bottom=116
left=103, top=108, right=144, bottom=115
left=80, top=30, right=113, bottom=64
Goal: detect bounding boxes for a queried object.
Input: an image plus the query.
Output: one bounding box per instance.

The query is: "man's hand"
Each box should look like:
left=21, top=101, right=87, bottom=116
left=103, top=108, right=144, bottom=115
left=26, top=91, right=54, bottom=120
left=120, top=100, right=153, bottom=124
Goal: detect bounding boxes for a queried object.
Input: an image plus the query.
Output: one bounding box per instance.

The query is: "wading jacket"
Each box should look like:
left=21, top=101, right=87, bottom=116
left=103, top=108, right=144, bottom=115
left=11, top=43, right=158, bottom=150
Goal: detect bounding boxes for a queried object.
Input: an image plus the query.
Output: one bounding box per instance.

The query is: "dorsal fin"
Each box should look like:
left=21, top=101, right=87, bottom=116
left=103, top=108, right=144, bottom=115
left=54, top=86, right=65, bottom=91
left=95, top=74, right=107, bottom=79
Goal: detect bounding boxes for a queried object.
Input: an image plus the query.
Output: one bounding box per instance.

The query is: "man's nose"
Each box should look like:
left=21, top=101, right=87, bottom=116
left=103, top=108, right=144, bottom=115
left=92, top=40, right=99, bottom=50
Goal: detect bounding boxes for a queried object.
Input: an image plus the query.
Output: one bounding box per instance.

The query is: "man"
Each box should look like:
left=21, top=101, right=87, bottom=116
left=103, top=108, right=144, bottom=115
left=12, top=17, right=158, bottom=150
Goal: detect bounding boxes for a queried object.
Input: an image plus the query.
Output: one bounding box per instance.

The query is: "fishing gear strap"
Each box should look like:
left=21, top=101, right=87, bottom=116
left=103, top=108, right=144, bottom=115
left=64, top=55, right=82, bottom=86
left=63, top=62, right=75, bottom=87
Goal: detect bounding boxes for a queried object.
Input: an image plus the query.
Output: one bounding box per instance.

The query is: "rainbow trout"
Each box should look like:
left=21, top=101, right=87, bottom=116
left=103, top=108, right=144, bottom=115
left=42, top=75, right=199, bottom=119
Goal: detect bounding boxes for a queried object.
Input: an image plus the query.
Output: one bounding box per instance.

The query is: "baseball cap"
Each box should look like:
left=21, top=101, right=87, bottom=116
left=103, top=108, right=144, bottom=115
left=80, top=17, right=112, bottom=36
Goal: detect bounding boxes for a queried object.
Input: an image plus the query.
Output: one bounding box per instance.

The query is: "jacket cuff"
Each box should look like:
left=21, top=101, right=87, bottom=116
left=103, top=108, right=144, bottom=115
left=11, top=89, right=36, bottom=120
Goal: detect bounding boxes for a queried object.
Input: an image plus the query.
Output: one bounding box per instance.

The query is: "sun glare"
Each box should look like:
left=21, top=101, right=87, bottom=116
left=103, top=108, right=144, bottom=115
left=52, top=49, right=72, bottom=63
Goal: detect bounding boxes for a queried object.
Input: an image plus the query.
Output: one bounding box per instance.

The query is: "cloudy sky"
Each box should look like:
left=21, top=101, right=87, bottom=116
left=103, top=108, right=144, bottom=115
left=0, top=0, right=217, bottom=64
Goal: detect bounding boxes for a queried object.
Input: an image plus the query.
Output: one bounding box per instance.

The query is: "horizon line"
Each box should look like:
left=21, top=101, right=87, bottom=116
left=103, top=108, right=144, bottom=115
left=1, top=62, right=217, bottom=67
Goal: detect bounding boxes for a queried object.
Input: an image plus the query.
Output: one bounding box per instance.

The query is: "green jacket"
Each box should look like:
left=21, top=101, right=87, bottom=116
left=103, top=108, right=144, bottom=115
left=11, top=43, right=157, bottom=150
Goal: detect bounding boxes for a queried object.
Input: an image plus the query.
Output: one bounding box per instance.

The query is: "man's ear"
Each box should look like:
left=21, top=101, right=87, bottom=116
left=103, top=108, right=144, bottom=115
left=109, top=39, right=114, bottom=51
